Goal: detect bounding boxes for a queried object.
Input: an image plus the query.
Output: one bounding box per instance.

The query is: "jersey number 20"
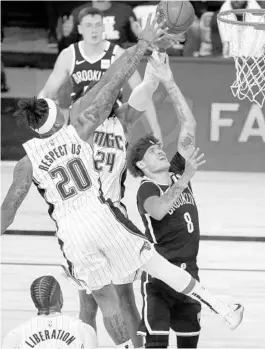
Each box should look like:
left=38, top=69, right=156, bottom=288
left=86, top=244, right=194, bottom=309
left=184, top=212, right=194, bottom=233
left=49, top=158, right=91, bottom=200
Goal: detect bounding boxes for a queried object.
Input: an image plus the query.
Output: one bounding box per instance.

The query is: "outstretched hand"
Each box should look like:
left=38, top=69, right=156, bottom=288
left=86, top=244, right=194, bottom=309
left=136, top=13, right=168, bottom=45
left=148, top=52, right=173, bottom=83
left=184, top=147, right=206, bottom=179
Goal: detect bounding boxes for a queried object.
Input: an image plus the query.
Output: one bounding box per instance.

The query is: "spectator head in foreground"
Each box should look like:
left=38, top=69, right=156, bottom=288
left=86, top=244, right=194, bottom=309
left=31, top=275, right=63, bottom=315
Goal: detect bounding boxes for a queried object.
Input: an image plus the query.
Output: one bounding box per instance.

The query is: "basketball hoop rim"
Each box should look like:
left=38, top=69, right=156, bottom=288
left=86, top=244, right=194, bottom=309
left=217, top=9, right=265, bottom=30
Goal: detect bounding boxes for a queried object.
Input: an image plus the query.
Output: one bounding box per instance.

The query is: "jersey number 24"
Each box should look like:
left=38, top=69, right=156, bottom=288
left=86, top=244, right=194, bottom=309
left=94, top=150, right=116, bottom=173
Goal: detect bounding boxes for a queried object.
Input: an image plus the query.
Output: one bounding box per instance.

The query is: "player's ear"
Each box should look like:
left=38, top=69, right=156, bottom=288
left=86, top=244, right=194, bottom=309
left=136, top=160, right=145, bottom=170
left=78, top=24, right=82, bottom=35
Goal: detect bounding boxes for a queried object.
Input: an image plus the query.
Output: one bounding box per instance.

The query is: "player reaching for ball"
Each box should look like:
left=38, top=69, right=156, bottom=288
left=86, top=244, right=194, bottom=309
left=39, top=7, right=163, bottom=348
left=38, top=7, right=162, bottom=142
left=127, top=52, right=245, bottom=347
left=129, top=52, right=202, bottom=348
left=1, top=14, right=243, bottom=342
left=2, top=276, right=97, bottom=349
left=63, top=54, right=163, bottom=348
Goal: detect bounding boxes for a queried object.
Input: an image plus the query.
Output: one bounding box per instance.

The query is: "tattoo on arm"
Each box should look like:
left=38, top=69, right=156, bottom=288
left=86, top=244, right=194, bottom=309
left=1, top=157, right=32, bottom=233
left=165, top=83, right=196, bottom=157
left=161, top=180, right=187, bottom=204
left=166, top=85, right=191, bottom=125
left=79, top=41, right=149, bottom=131
left=180, top=132, right=195, bottom=150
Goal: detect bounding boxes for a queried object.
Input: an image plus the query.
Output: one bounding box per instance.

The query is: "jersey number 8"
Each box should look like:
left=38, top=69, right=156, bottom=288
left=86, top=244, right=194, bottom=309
left=49, top=158, right=91, bottom=200
left=184, top=212, right=194, bottom=233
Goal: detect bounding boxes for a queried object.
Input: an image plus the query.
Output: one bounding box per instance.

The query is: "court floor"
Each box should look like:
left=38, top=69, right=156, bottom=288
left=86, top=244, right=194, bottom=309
left=1, top=163, right=265, bottom=348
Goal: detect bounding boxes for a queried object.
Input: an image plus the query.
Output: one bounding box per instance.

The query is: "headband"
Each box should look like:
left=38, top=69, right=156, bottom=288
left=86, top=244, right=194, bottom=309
left=138, top=139, right=158, bottom=161
left=33, top=98, right=57, bottom=134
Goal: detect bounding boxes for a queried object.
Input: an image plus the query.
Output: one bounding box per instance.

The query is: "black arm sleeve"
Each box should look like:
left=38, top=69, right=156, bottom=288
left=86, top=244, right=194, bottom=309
left=169, top=151, right=186, bottom=175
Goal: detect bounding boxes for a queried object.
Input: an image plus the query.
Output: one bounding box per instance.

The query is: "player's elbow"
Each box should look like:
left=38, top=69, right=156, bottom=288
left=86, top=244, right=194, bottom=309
left=38, top=88, right=53, bottom=100
left=1, top=208, right=15, bottom=233
left=185, top=120, right=197, bottom=130
left=149, top=210, right=165, bottom=221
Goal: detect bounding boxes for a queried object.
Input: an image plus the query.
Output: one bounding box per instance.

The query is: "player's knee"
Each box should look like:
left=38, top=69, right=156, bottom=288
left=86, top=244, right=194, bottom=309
left=145, top=334, right=168, bottom=348
left=78, top=290, right=98, bottom=323
left=115, top=283, right=135, bottom=309
left=143, top=250, right=188, bottom=289
left=93, top=284, right=121, bottom=315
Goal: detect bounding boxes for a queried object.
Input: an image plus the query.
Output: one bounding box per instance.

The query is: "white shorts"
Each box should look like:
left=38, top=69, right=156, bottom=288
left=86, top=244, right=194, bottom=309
left=57, top=198, right=153, bottom=291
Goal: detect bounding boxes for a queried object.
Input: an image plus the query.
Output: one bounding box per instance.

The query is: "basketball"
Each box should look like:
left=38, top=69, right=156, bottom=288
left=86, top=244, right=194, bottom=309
left=156, top=0, right=195, bottom=34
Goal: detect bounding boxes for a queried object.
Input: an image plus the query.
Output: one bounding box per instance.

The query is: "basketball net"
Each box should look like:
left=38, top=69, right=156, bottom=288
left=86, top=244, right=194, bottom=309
left=218, top=10, right=265, bottom=108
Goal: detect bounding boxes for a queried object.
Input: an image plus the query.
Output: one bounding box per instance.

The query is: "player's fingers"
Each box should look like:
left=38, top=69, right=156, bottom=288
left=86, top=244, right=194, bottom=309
left=133, top=22, right=141, bottom=36
left=148, top=56, right=159, bottom=69
left=196, top=159, right=206, bottom=168
left=151, top=13, right=159, bottom=27
left=146, top=13, right=153, bottom=27
left=195, top=153, right=205, bottom=163
left=190, top=147, right=199, bottom=159
left=156, top=20, right=168, bottom=33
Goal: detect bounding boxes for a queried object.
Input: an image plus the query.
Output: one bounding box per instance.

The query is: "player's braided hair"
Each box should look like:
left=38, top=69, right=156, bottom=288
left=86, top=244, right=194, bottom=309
left=30, top=275, right=60, bottom=315
left=14, top=97, right=49, bottom=130
left=127, top=133, right=159, bottom=178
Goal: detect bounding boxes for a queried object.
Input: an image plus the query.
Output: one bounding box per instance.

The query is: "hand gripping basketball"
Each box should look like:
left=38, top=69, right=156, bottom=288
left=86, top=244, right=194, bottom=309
left=137, top=13, right=168, bottom=46
left=184, top=147, right=206, bottom=179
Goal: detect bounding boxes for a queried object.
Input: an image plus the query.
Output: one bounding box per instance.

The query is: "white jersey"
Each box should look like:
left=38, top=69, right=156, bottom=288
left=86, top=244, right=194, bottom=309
left=93, top=116, right=127, bottom=202
left=2, top=314, right=97, bottom=349
left=23, top=125, right=101, bottom=222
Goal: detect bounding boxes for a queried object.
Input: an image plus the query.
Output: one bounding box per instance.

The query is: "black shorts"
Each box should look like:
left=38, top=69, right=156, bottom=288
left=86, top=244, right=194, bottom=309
left=138, top=262, right=201, bottom=339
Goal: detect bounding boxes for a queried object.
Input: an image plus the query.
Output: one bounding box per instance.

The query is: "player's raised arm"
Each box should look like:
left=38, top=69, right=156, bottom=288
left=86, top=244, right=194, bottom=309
left=72, top=14, right=166, bottom=140
left=1, top=156, right=33, bottom=234
left=38, top=47, right=72, bottom=100
left=115, top=53, right=162, bottom=140
left=115, top=47, right=162, bottom=142
left=149, top=53, right=196, bottom=159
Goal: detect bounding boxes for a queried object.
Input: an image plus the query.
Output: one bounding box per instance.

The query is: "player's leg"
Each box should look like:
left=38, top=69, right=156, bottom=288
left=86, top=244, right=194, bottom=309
left=114, top=280, right=143, bottom=348
left=57, top=213, right=130, bottom=347
left=172, top=264, right=201, bottom=348
left=92, top=284, right=131, bottom=347
left=78, top=290, right=98, bottom=333
left=142, top=250, right=244, bottom=329
left=138, top=272, right=170, bottom=349
left=176, top=335, right=200, bottom=348
left=92, top=201, right=243, bottom=330
left=170, top=295, right=201, bottom=348
left=145, top=334, right=169, bottom=348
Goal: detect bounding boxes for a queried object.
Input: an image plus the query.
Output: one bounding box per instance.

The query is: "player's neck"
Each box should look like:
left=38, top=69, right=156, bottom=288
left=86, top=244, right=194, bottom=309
left=38, top=308, right=62, bottom=317
left=147, top=171, right=171, bottom=185
left=82, top=40, right=107, bottom=56
left=38, top=312, right=61, bottom=317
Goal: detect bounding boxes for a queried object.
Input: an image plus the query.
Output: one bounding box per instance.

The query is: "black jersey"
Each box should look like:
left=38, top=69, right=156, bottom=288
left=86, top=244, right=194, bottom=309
left=137, top=152, right=200, bottom=264
left=70, top=41, right=120, bottom=103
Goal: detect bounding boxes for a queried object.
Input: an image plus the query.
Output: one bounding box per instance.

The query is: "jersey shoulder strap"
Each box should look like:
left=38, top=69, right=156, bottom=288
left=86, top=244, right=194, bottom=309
left=104, top=42, right=118, bottom=60
left=140, top=178, right=164, bottom=196
left=72, top=42, right=84, bottom=63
